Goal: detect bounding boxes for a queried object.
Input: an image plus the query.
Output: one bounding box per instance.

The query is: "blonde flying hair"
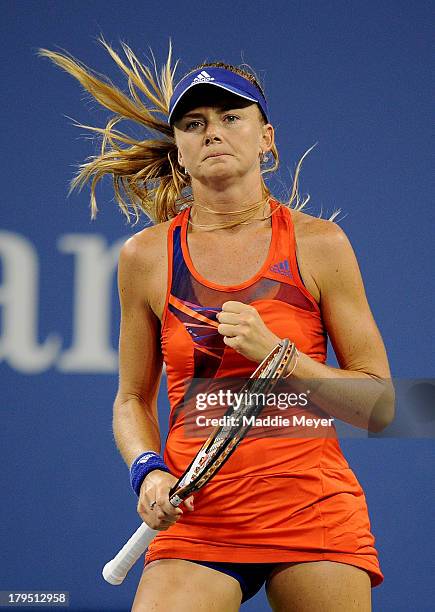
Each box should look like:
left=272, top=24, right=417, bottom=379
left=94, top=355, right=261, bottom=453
left=38, top=38, right=337, bottom=226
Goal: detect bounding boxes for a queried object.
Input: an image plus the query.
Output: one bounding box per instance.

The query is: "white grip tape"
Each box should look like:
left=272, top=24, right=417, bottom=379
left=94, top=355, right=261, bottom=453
left=102, top=522, right=158, bottom=585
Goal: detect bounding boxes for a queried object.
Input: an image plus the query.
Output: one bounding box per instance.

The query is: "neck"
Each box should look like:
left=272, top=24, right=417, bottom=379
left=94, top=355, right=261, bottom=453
left=189, top=173, right=269, bottom=228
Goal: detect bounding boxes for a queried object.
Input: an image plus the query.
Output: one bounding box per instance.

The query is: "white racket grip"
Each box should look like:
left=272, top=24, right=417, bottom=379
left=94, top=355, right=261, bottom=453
left=102, top=522, right=158, bottom=585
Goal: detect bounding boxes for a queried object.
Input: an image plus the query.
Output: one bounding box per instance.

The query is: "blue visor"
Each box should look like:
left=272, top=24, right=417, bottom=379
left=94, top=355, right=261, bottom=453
left=168, top=66, right=269, bottom=124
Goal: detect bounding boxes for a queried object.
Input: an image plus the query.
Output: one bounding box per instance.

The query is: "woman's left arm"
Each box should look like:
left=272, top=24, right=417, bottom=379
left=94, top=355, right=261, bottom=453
left=288, top=221, right=395, bottom=432
left=217, top=222, right=395, bottom=432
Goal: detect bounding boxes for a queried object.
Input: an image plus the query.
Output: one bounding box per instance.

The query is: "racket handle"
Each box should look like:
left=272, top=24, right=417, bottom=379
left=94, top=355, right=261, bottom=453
left=102, top=522, right=158, bottom=585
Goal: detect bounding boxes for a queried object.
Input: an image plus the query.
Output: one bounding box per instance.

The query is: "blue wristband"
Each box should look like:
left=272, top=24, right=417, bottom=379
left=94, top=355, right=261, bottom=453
left=129, top=451, right=170, bottom=497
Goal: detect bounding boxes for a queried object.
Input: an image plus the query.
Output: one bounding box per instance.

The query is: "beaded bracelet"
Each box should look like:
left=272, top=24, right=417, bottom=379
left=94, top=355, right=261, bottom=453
left=129, top=451, right=170, bottom=497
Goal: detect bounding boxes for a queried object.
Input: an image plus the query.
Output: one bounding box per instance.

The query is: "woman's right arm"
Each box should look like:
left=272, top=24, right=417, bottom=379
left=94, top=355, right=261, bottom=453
left=113, top=234, right=193, bottom=529
left=113, top=234, right=164, bottom=463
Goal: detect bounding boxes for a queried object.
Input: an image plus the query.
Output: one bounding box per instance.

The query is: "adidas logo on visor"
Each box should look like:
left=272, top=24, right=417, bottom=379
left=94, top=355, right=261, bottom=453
left=192, top=71, right=215, bottom=84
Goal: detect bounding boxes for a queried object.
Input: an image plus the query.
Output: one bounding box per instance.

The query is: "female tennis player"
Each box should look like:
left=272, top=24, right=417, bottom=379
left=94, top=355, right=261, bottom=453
left=40, top=40, right=395, bottom=611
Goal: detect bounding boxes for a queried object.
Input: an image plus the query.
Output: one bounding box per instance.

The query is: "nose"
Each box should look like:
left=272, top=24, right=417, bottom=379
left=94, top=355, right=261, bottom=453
left=204, top=120, right=222, bottom=145
left=205, top=133, right=221, bottom=145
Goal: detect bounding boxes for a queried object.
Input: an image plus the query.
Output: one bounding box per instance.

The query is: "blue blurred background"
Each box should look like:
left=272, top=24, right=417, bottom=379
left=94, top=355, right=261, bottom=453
left=1, top=1, right=433, bottom=610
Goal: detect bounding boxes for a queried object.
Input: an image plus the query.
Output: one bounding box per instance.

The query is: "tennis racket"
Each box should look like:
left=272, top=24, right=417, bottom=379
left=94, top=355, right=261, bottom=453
left=102, top=338, right=294, bottom=585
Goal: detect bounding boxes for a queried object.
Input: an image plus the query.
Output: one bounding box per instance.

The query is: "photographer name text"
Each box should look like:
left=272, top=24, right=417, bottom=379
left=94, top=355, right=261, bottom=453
left=196, top=414, right=334, bottom=428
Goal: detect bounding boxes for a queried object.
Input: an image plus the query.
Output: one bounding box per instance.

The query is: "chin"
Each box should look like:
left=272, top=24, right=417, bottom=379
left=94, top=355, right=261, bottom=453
left=199, top=165, right=234, bottom=178
left=205, top=170, right=236, bottom=182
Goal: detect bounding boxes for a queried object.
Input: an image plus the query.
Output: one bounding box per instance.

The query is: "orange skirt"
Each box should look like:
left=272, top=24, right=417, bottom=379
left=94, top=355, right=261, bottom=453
left=145, top=466, right=384, bottom=587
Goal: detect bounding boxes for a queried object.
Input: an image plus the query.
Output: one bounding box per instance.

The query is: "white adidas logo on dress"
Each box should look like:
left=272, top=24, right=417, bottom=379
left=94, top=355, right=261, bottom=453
left=192, top=70, right=215, bottom=84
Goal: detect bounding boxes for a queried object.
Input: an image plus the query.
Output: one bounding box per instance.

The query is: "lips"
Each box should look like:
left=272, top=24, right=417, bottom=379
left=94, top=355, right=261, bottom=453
left=205, top=153, right=228, bottom=160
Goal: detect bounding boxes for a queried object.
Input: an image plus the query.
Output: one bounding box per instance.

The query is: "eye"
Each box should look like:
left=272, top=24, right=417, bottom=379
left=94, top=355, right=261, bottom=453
left=185, top=120, right=202, bottom=130
left=224, top=115, right=239, bottom=123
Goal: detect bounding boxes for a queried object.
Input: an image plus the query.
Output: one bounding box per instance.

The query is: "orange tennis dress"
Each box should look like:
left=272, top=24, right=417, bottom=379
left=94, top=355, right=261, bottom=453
left=145, top=198, right=384, bottom=587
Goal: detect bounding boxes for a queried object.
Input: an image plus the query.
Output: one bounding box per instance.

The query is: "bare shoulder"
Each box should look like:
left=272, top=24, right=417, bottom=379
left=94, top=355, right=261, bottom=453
left=290, top=208, right=351, bottom=299
left=291, top=208, right=343, bottom=241
left=291, top=207, right=371, bottom=317
left=118, top=219, right=172, bottom=317
left=119, top=219, right=171, bottom=269
left=291, top=208, right=352, bottom=263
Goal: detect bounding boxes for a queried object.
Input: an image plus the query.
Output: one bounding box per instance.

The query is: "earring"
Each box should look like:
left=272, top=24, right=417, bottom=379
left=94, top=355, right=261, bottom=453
left=179, top=160, right=188, bottom=175
left=178, top=157, right=187, bottom=175
left=260, top=151, right=269, bottom=164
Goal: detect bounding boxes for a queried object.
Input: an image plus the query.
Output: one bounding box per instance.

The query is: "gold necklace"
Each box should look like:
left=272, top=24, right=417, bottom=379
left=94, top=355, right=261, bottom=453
left=192, top=195, right=269, bottom=216
left=188, top=196, right=273, bottom=231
